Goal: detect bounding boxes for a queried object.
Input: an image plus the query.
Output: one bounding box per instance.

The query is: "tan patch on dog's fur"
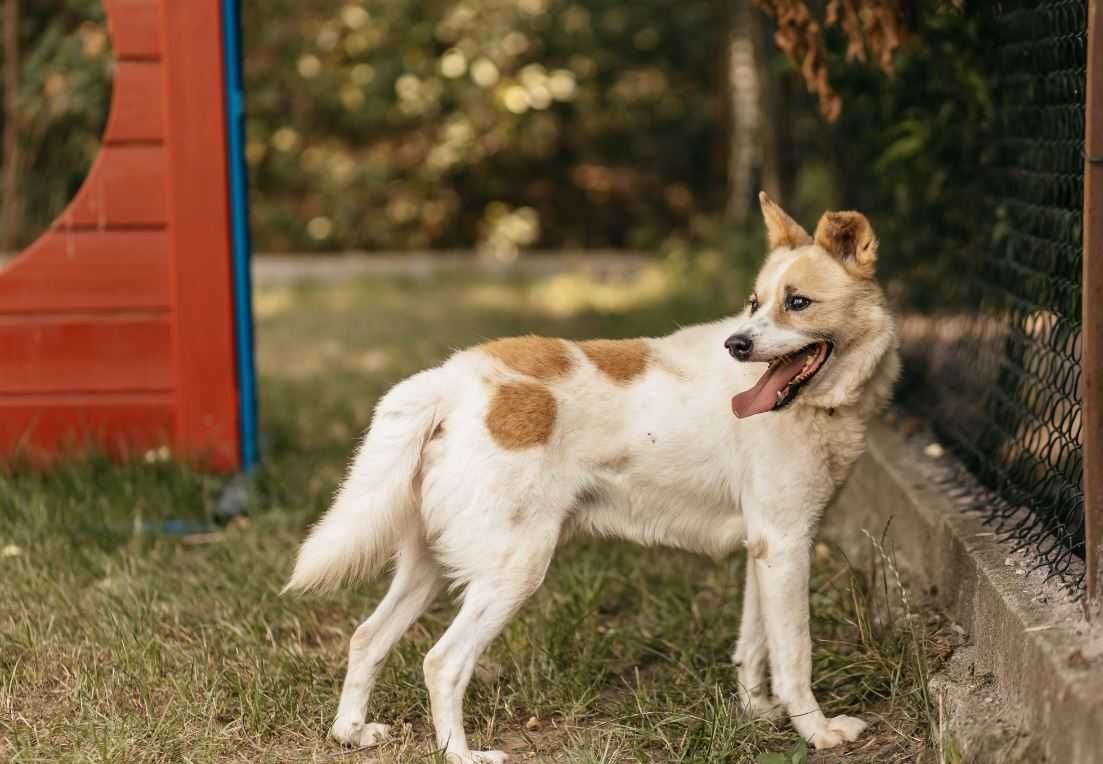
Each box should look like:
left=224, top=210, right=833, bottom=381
left=771, top=252, right=885, bottom=338
left=813, top=211, right=878, bottom=279
left=485, top=382, right=557, bottom=450
left=746, top=538, right=768, bottom=559
left=578, top=339, right=650, bottom=383
left=480, top=336, right=574, bottom=380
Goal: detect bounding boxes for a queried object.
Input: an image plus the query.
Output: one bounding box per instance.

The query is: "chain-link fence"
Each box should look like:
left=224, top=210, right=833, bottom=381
left=900, top=0, right=1087, bottom=591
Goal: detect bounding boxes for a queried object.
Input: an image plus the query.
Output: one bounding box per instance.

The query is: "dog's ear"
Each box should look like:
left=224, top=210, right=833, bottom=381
left=814, top=210, right=878, bottom=279
left=759, top=192, right=812, bottom=250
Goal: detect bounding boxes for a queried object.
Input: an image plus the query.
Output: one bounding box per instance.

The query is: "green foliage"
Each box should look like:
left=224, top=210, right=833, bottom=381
left=3, top=0, right=999, bottom=280
left=241, top=0, right=724, bottom=252
left=818, top=6, right=994, bottom=310
left=0, top=0, right=112, bottom=249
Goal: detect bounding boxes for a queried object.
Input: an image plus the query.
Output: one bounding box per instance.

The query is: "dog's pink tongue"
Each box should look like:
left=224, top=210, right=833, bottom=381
left=731, top=355, right=806, bottom=418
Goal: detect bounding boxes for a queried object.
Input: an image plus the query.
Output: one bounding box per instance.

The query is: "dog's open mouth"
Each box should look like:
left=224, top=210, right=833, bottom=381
left=731, top=341, right=833, bottom=418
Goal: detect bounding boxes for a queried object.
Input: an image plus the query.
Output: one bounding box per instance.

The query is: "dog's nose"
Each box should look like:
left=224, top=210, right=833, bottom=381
left=725, top=334, right=753, bottom=361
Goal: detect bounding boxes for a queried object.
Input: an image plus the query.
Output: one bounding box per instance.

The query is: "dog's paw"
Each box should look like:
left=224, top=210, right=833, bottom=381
left=329, top=717, right=391, bottom=748
left=809, top=715, right=867, bottom=750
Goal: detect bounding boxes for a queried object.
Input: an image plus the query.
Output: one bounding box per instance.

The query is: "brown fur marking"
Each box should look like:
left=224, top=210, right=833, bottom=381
left=480, top=336, right=574, bottom=380
left=813, top=211, right=878, bottom=279
left=578, top=339, right=650, bottom=383
left=485, top=382, right=557, bottom=450
left=747, top=538, right=769, bottom=560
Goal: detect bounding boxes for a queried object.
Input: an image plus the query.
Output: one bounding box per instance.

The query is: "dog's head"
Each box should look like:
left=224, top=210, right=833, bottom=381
left=727, top=192, right=898, bottom=418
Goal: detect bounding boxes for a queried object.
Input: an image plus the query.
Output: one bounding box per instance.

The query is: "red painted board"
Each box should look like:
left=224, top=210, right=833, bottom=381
left=0, top=231, right=170, bottom=313
left=103, top=61, right=164, bottom=144
left=59, top=145, right=167, bottom=228
left=0, top=0, right=245, bottom=473
left=0, top=316, right=173, bottom=393
left=104, top=0, right=162, bottom=60
left=162, top=1, right=241, bottom=472
left=0, top=393, right=175, bottom=464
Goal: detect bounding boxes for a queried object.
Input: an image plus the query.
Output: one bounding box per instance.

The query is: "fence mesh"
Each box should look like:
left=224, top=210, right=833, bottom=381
left=901, top=0, right=1086, bottom=591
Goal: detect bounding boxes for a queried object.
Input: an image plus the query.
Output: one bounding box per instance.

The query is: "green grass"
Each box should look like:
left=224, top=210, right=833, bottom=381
left=1, top=264, right=941, bottom=762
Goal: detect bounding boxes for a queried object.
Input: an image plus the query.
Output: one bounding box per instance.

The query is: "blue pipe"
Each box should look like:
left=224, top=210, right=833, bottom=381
left=221, top=0, right=259, bottom=471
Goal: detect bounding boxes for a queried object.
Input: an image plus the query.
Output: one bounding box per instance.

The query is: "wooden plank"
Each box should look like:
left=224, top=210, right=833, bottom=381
left=161, top=1, right=241, bottom=472
left=103, top=61, right=164, bottom=144
left=0, top=393, right=175, bottom=465
left=1084, top=0, right=1103, bottom=610
left=0, top=316, right=173, bottom=394
left=59, top=145, right=167, bottom=228
left=104, top=0, right=162, bottom=60
left=0, top=231, right=170, bottom=312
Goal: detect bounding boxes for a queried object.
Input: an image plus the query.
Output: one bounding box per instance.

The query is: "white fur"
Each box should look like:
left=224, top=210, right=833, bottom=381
left=285, top=243, right=898, bottom=761
left=283, top=368, right=443, bottom=593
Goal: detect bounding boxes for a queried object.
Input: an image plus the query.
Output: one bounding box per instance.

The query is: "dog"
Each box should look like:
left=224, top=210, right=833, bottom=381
left=284, top=192, right=900, bottom=762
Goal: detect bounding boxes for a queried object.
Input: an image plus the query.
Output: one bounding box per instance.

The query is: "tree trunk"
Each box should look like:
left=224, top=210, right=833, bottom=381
left=752, top=9, right=781, bottom=202
left=2, top=0, right=19, bottom=253
left=726, top=0, right=761, bottom=223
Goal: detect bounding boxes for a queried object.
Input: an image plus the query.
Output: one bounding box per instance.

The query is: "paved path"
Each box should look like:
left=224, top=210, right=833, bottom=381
left=250, top=251, right=650, bottom=286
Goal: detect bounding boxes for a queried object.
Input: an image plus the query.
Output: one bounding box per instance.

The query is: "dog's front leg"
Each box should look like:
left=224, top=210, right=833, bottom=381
left=732, top=559, right=782, bottom=719
left=751, top=534, right=867, bottom=750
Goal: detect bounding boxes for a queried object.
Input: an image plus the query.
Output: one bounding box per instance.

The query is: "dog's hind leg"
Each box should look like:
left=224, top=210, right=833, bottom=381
left=732, top=557, right=783, bottom=720
left=330, top=533, right=444, bottom=748
left=422, top=536, right=557, bottom=764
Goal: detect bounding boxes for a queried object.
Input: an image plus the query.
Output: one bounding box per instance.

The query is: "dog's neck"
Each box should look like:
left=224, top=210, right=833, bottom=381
left=795, top=318, right=901, bottom=417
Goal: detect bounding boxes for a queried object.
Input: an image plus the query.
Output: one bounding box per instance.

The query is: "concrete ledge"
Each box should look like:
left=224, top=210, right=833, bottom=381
left=823, top=422, right=1103, bottom=763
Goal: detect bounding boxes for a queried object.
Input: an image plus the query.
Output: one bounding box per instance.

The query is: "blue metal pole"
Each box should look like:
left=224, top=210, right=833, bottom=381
left=221, top=0, right=259, bottom=471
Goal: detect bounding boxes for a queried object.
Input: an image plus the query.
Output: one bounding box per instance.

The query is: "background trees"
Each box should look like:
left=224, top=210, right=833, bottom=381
left=0, top=0, right=988, bottom=271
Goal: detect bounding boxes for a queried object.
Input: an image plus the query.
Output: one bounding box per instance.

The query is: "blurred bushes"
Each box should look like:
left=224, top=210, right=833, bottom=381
left=0, top=0, right=112, bottom=250
left=2, top=0, right=995, bottom=285
left=821, top=6, right=993, bottom=310
left=242, top=0, right=725, bottom=253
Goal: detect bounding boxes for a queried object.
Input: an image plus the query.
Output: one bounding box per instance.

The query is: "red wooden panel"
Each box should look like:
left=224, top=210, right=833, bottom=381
left=0, top=231, right=170, bottom=312
left=0, top=393, right=175, bottom=464
left=0, top=316, right=173, bottom=393
left=162, top=2, right=240, bottom=472
left=0, top=0, right=244, bottom=473
left=103, top=61, right=164, bottom=144
left=104, top=0, right=162, bottom=60
left=60, top=146, right=167, bottom=227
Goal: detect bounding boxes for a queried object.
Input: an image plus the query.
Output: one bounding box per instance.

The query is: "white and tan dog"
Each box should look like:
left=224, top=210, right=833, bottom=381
left=285, top=193, right=900, bottom=762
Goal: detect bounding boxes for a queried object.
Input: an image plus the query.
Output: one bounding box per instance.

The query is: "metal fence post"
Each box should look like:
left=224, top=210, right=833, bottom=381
left=1085, top=0, right=1103, bottom=610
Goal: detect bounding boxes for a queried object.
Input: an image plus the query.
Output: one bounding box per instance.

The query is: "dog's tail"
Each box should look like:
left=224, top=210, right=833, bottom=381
left=282, top=368, right=443, bottom=594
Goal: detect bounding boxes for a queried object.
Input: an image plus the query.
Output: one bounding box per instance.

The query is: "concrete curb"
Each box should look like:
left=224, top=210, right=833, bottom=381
left=823, top=422, right=1103, bottom=763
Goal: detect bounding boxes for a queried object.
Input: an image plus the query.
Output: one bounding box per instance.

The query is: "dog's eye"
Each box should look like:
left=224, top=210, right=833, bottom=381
left=748, top=294, right=759, bottom=315
left=785, top=294, right=813, bottom=311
